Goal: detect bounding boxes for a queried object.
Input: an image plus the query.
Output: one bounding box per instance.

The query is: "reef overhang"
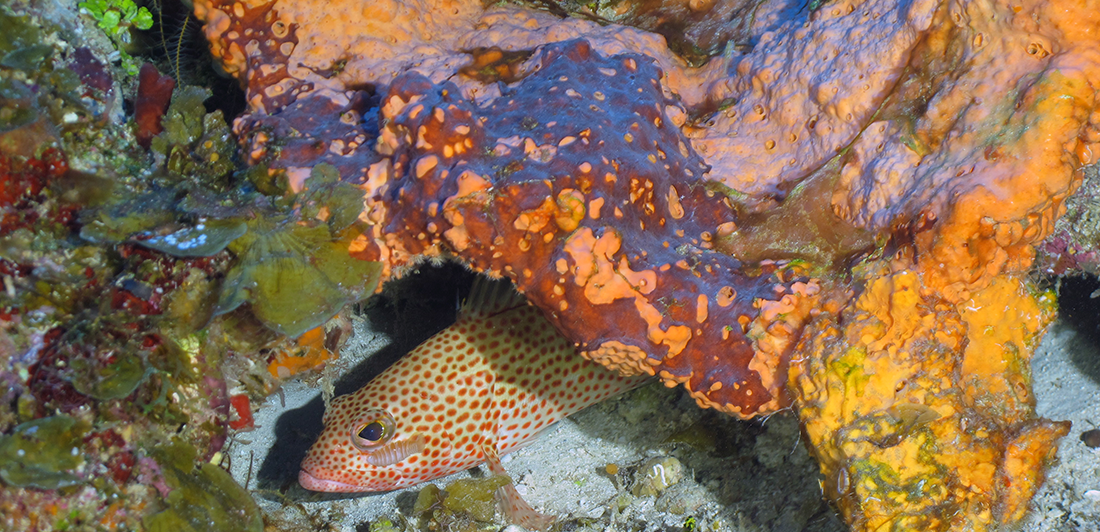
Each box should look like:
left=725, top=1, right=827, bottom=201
left=192, top=0, right=1099, bottom=528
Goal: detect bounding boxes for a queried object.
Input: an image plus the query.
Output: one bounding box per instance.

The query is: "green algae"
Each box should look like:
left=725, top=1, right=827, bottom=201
left=0, top=415, right=88, bottom=489
left=79, top=0, right=153, bottom=43
left=68, top=351, right=154, bottom=401
left=369, top=518, right=402, bottom=532
left=149, top=85, right=235, bottom=187
left=297, top=162, right=367, bottom=233
left=143, top=441, right=263, bottom=532
left=414, top=484, right=445, bottom=515
left=0, top=10, right=40, bottom=48
left=0, top=77, right=41, bottom=133
left=211, top=164, right=382, bottom=337
left=1, top=43, right=52, bottom=72
left=413, top=475, right=513, bottom=530
left=0, top=10, right=44, bottom=66
left=138, top=218, right=249, bottom=257
left=161, top=270, right=223, bottom=334
left=664, top=419, right=719, bottom=452
left=0, top=3, right=294, bottom=529
left=79, top=190, right=179, bottom=244
left=215, top=224, right=379, bottom=337
left=83, top=98, right=381, bottom=337
left=78, top=0, right=153, bottom=75
left=440, top=475, right=512, bottom=522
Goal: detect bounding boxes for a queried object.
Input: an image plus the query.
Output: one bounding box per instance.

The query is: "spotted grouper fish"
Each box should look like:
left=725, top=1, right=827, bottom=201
left=299, top=278, right=649, bottom=528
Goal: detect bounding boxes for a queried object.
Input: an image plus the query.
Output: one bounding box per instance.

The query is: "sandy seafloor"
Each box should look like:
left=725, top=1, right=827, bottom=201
left=224, top=272, right=1100, bottom=532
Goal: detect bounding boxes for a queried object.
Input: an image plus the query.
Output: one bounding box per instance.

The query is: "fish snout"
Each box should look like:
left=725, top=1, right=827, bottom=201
left=298, top=468, right=366, bottom=492
left=298, top=453, right=412, bottom=492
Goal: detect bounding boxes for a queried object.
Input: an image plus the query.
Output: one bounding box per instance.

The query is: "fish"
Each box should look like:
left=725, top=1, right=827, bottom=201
left=298, top=278, right=650, bottom=527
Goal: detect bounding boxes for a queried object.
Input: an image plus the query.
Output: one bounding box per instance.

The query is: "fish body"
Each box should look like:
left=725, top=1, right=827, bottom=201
left=299, top=281, right=649, bottom=493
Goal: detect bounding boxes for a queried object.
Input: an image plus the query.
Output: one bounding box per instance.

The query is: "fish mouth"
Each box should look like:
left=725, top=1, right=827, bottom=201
left=298, top=469, right=368, bottom=493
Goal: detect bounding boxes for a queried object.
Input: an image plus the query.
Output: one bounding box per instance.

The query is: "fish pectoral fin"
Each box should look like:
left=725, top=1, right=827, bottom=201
left=479, top=441, right=508, bottom=476
left=494, top=481, right=556, bottom=531
left=479, top=443, right=555, bottom=531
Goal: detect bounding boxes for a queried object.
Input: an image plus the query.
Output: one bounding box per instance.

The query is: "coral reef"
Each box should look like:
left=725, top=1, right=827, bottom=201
left=2, top=0, right=1098, bottom=529
left=791, top=265, right=1069, bottom=529
left=363, top=41, right=807, bottom=417
left=189, top=0, right=1099, bottom=529
left=0, top=1, right=381, bottom=530
left=1038, top=165, right=1100, bottom=276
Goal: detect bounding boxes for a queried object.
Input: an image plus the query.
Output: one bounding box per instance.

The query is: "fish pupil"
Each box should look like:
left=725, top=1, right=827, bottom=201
left=359, top=421, right=385, bottom=442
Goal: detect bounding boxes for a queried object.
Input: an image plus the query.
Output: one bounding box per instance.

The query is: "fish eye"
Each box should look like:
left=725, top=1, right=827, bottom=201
left=359, top=422, right=385, bottom=442
left=350, top=409, right=396, bottom=451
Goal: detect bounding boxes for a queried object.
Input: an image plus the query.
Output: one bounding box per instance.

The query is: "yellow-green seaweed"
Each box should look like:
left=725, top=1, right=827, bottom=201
left=142, top=441, right=263, bottom=532
left=0, top=415, right=88, bottom=489
left=213, top=164, right=382, bottom=337
left=149, top=85, right=236, bottom=186
left=68, top=351, right=154, bottom=401
left=440, top=475, right=512, bottom=522
left=0, top=9, right=46, bottom=71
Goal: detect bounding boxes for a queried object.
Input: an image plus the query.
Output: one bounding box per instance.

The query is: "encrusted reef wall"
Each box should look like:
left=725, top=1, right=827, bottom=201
left=192, top=0, right=1099, bottom=529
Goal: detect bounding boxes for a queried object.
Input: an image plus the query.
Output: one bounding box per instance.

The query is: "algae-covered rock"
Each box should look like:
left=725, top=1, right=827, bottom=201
left=368, top=518, right=401, bottom=532
left=149, top=85, right=235, bottom=187
left=441, top=475, right=512, bottom=522
left=0, top=76, right=44, bottom=138
left=81, top=160, right=381, bottom=338
left=0, top=5, right=108, bottom=155
left=413, top=475, right=513, bottom=524
left=138, top=218, right=249, bottom=257
left=213, top=164, right=382, bottom=338
left=413, top=483, right=445, bottom=515
left=0, top=9, right=56, bottom=74
left=654, top=483, right=707, bottom=515
left=0, top=415, right=88, bottom=489
left=0, top=10, right=43, bottom=60
left=79, top=190, right=178, bottom=245
left=143, top=441, right=263, bottom=532
left=68, top=350, right=153, bottom=400
left=631, top=456, right=685, bottom=497
left=215, top=219, right=381, bottom=337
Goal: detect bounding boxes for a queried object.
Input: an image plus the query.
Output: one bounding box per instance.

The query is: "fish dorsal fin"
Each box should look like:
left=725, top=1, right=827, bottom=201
left=461, top=277, right=527, bottom=319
